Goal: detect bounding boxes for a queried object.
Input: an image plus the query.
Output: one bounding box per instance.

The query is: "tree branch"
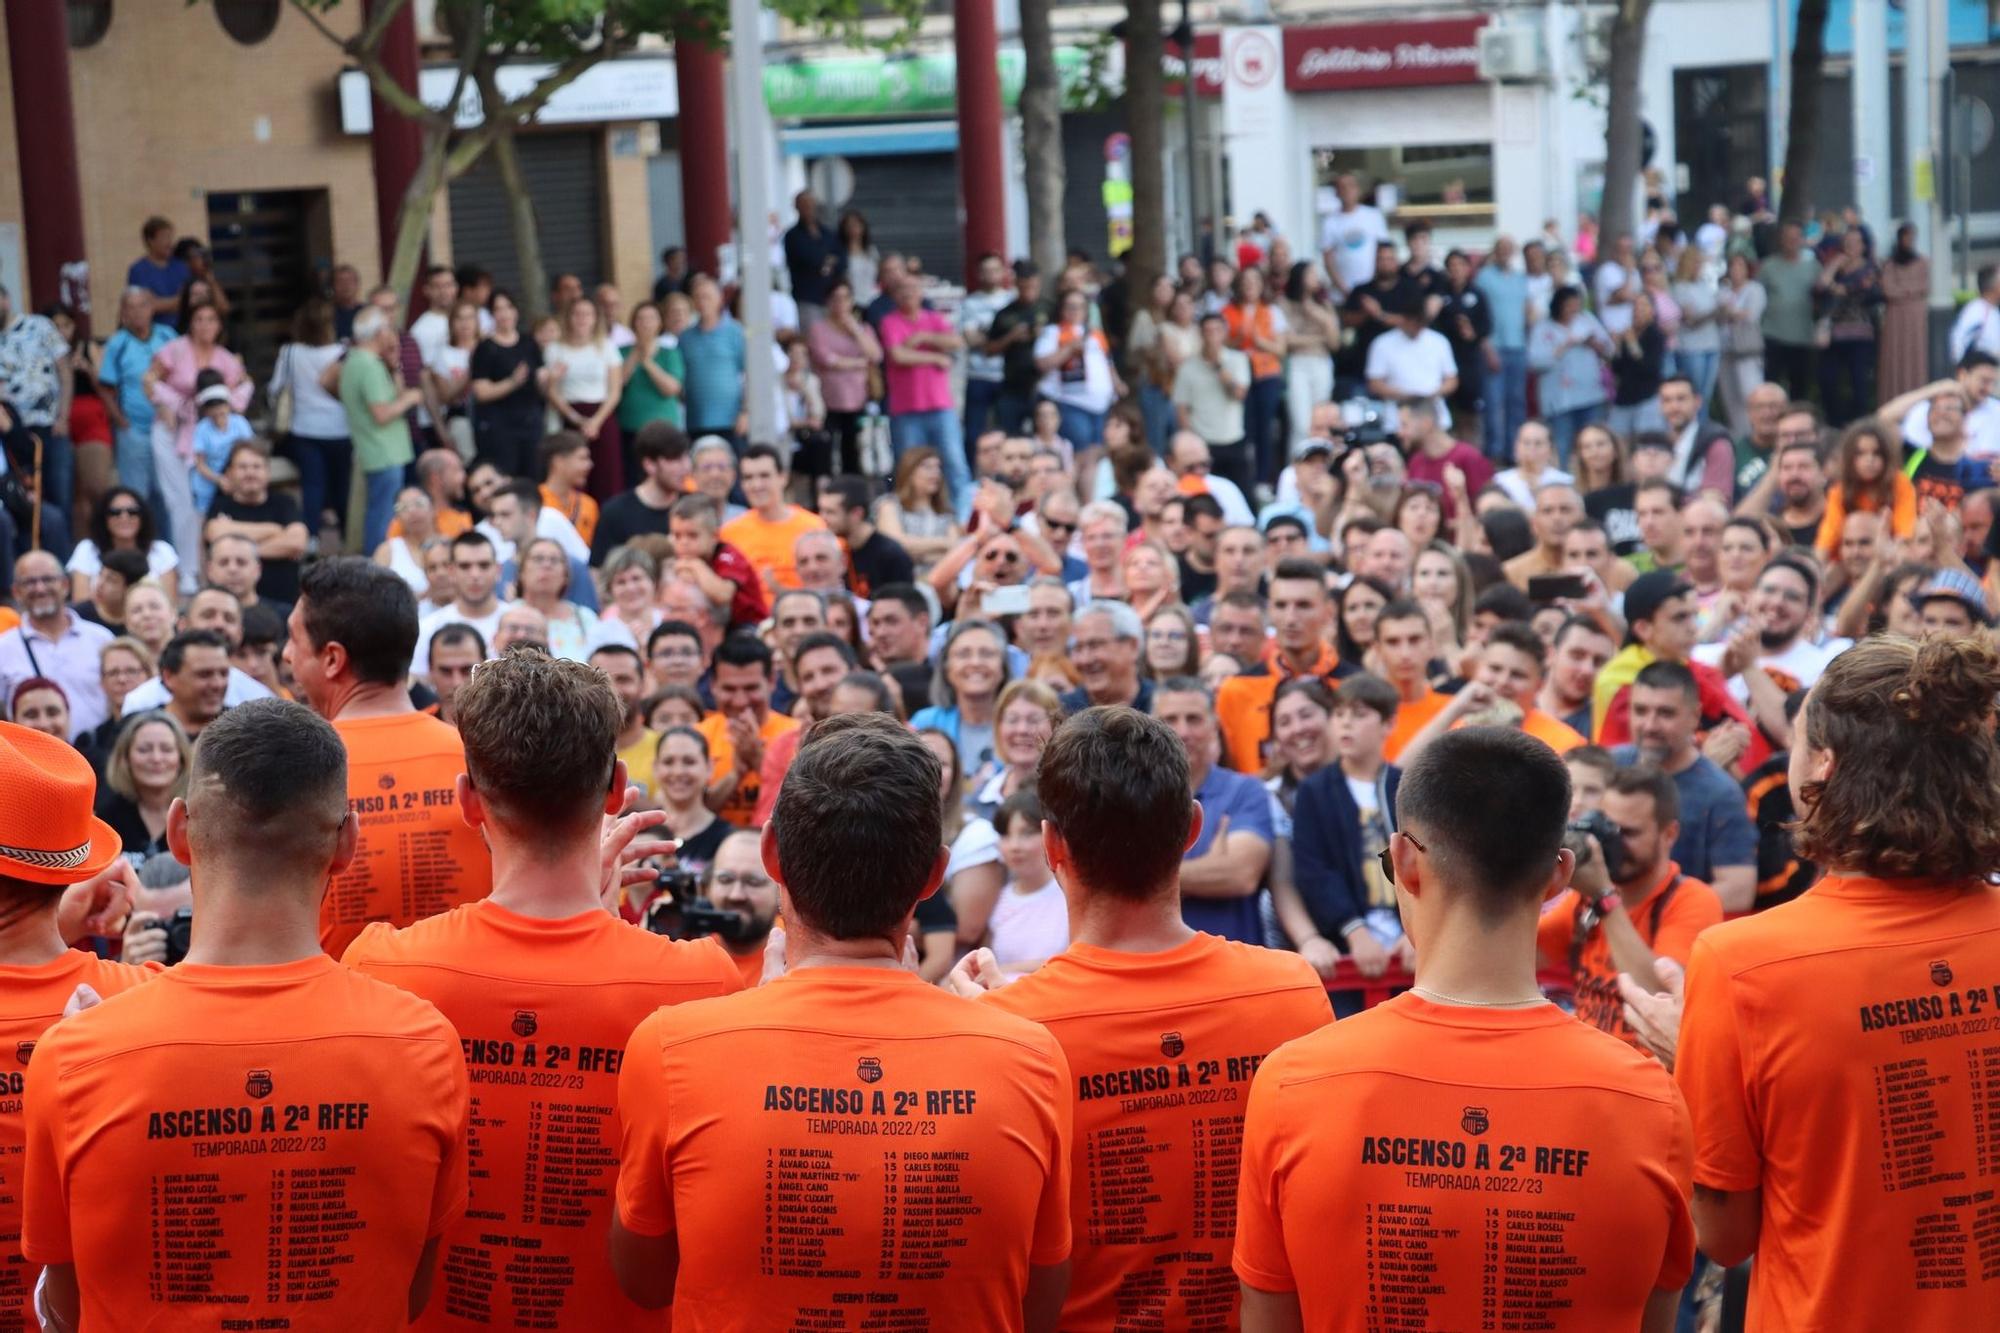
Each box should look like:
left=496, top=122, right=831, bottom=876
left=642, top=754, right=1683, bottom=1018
left=356, top=0, right=415, bottom=60
left=284, top=0, right=349, bottom=50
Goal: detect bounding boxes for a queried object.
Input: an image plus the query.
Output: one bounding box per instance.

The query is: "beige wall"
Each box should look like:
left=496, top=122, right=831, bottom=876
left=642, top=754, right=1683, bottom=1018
left=602, top=124, right=655, bottom=311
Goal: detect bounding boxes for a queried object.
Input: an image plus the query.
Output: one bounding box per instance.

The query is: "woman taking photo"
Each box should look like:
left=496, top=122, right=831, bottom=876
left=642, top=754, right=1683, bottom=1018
left=1670, top=635, right=2000, bottom=1333
left=268, top=297, right=350, bottom=543
left=144, top=299, right=246, bottom=586
left=807, top=280, right=883, bottom=477
left=909, top=619, right=1010, bottom=775
left=94, top=711, right=192, bottom=862
left=543, top=294, right=624, bottom=498
left=374, top=488, right=438, bottom=598
left=968, top=678, right=1065, bottom=823
left=65, top=488, right=177, bottom=601
left=875, top=447, right=961, bottom=569
left=618, top=300, right=685, bottom=438
left=469, top=290, right=546, bottom=479
left=512, top=536, right=632, bottom=662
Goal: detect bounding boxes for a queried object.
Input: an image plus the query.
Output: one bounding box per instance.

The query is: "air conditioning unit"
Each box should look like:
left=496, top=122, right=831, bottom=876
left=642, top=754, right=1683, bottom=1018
left=1478, top=26, right=1546, bottom=83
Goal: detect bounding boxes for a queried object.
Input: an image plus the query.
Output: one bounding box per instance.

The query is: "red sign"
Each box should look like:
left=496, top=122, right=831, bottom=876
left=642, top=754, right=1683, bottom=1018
left=1160, top=32, right=1223, bottom=99
left=1283, top=18, right=1487, bottom=93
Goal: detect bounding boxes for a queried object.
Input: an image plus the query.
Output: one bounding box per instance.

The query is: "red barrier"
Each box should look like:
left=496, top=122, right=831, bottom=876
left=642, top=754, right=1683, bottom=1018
left=1321, top=960, right=1576, bottom=1010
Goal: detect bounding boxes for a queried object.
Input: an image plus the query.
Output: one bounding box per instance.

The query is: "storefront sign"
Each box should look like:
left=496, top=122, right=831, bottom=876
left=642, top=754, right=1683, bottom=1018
left=1283, top=18, right=1487, bottom=93
left=1161, top=33, right=1223, bottom=97
left=338, top=58, right=679, bottom=134
left=762, top=47, right=1094, bottom=119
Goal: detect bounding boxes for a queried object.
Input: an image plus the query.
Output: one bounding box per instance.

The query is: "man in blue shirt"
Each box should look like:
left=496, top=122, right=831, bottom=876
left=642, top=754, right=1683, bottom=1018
left=677, top=275, right=746, bottom=445
left=97, top=286, right=174, bottom=500
left=125, top=217, right=190, bottom=330
left=1609, top=659, right=1757, bottom=911
left=1153, top=675, right=1273, bottom=944
left=1473, top=235, right=1531, bottom=463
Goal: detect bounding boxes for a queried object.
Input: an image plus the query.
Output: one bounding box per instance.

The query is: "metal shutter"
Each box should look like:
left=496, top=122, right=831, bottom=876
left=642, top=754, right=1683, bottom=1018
left=449, top=131, right=605, bottom=296
left=845, top=152, right=961, bottom=282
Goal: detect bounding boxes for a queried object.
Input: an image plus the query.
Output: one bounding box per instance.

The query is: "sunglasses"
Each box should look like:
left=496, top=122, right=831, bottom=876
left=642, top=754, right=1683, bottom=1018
left=1043, top=519, right=1076, bottom=534
left=1376, top=828, right=1426, bottom=885
left=107, top=506, right=143, bottom=518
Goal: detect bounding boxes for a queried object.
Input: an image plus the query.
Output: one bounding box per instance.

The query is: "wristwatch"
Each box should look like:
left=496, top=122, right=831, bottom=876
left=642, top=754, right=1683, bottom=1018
left=1594, top=891, right=1623, bottom=915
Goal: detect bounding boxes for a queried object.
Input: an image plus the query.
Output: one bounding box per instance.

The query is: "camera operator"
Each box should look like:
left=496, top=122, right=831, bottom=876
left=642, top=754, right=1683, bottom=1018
left=1537, top=764, right=1721, bottom=1047
left=118, top=852, right=195, bottom=966
left=692, top=828, right=780, bottom=988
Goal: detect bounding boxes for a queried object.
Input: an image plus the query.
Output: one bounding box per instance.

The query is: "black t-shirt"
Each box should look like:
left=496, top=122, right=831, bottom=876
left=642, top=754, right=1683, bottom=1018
left=469, top=337, right=545, bottom=442
left=1584, top=484, right=1642, bottom=555
left=592, top=488, right=675, bottom=564
left=1438, top=282, right=1491, bottom=397
left=675, top=817, right=739, bottom=880
left=1178, top=556, right=1218, bottom=605
left=989, top=299, right=1048, bottom=397
left=1612, top=325, right=1666, bottom=406
left=206, top=491, right=303, bottom=604
left=1339, top=276, right=1406, bottom=380
left=848, top=530, right=914, bottom=598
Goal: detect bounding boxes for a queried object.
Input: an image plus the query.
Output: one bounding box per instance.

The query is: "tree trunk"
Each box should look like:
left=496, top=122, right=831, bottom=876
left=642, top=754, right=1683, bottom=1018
left=489, top=129, right=551, bottom=320
left=1598, top=0, right=1653, bottom=252
left=387, top=125, right=452, bottom=307
left=1123, top=0, right=1165, bottom=332
left=1779, top=0, right=1831, bottom=226
left=1019, top=0, right=1066, bottom=281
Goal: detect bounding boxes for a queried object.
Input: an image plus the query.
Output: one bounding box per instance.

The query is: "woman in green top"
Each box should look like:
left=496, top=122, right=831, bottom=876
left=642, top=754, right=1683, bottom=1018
left=619, top=300, right=685, bottom=432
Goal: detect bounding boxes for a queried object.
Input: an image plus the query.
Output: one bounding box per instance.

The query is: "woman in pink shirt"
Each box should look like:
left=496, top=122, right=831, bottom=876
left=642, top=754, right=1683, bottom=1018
left=806, top=279, right=882, bottom=476
left=144, top=300, right=249, bottom=590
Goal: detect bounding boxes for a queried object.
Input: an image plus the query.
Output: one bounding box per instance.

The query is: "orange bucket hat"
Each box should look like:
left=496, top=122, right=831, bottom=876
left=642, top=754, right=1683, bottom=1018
left=0, top=720, right=125, bottom=886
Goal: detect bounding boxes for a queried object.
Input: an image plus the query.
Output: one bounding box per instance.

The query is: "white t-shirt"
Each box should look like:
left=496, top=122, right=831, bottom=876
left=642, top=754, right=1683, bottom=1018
left=475, top=506, right=589, bottom=567
left=1492, top=466, right=1574, bottom=513
left=544, top=339, right=621, bottom=403
left=428, top=344, right=472, bottom=406
left=987, top=879, right=1070, bottom=973
left=1593, top=261, right=1635, bottom=335
left=1901, top=396, right=2000, bottom=460
left=66, top=539, right=179, bottom=583
left=270, top=341, right=350, bottom=439
left=944, top=817, right=1000, bottom=881
left=1033, top=325, right=1117, bottom=414
left=1364, top=327, right=1458, bottom=429
left=1692, top=635, right=1851, bottom=706
left=409, top=310, right=452, bottom=370
left=410, top=603, right=506, bottom=679
left=1318, top=203, right=1390, bottom=292
left=1949, top=298, right=2000, bottom=362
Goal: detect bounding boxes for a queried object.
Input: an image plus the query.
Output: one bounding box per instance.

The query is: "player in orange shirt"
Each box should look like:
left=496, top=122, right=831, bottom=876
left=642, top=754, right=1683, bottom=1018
left=1667, top=636, right=2000, bottom=1329
left=285, top=558, right=492, bottom=956
left=23, top=699, right=470, bottom=1331
left=1234, top=728, right=1693, bottom=1332
left=1215, top=559, right=1341, bottom=773
left=611, top=713, right=1073, bottom=1329
left=1396, top=622, right=1586, bottom=765
left=1537, top=765, right=1722, bottom=1047
left=1374, top=600, right=1450, bottom=762
left=949, top=706, right=1331, bottom=1330
left=344, top=647, right=738, bottom=1330
left=0, top=722, right=156, bottom=1327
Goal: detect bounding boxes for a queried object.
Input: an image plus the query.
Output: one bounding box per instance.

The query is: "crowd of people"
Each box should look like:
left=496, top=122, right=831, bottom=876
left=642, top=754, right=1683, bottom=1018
left=0, top=180, right=1991, bottom=1331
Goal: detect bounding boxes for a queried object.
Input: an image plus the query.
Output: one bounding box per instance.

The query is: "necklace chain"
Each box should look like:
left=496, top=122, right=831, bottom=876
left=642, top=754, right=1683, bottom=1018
left=1409, top=984, right=1548, bottom=1009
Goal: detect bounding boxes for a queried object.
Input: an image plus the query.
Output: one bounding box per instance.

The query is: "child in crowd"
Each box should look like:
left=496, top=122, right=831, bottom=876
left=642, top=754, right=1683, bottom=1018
left=986, top=788, right=1067, bottom=975
left=189, top=370, right=252, bottom=514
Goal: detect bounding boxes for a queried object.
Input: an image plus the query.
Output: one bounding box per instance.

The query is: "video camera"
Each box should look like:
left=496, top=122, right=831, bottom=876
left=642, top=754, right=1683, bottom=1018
left=642, top=867, right=758, bottom=944
left=1561, top=810, right=1630, bottom=885
left=161, top=907, right=194, bottom=966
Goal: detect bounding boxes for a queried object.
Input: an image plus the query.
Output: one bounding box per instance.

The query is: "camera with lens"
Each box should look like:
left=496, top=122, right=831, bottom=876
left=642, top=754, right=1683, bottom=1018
left=162, top=907, right=194, bottom=966
left=643, top=867, right=754, bottom=943
left=1562, top=810, right=1629, bottom=885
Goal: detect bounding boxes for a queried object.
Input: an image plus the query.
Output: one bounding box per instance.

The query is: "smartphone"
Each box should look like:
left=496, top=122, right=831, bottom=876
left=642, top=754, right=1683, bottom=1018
left=1528, top=574, right=1590, bottom=603
left=983, top=584, right=1032, bottom=617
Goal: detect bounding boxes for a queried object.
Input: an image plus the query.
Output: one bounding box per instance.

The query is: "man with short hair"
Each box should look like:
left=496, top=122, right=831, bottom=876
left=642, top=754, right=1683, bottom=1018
left=753, top=630, right=861, bottom=824
left=1894, top=350, right=2000, bottom=460
left=1062, top=601, right=1152, bottom=714
left=203, top=443, right=308, bottom=607
left=696, top=632, right=801, bottom=826
left=288, top=557, right=492, bottom=954
left=1678, top=495, right=1728, bottom=600
left=1357, top=525, right=1416, bottom=592
left=0, top=284, right=73, bottom=517
left=1175, top=492, right=1227, bottom=604
left=767, top=588, right=828, bottom=715
left=1319, top=171, right=1390, bottom=297
left=644, top=619, right=706, bottom=695
left=537, top=429, right=598, bottom=547
left=410, top=449, right=473, bottom=538
left=1541, top=614, right=1617, bottom=737
left=1948, top=263, right=2000, bottom=361
left=481, top=477, right=593, bottom=584
left=587, top=643, right=661, bottom=800
left=1660, top=374, right=1737, bottom=500
left=1234, top=728, right=1695, bottom=1333
left=158, top=628, right=231, bottom=738
left=1611, top=661, right=1758, bottom=910
left=1069, top=501, right=1129, bottom=605
left=950, top=706, right=1331, bottom=1329
left=592, top=422, right=692, bottom=561
left=783, top=190, right=843, bottom=326
left=1627, top=477, right=1686, bottom=575
left=344, top=647, right=739, bottom=1330
left=1474, top=235, right=1531, bottom=457
left=1399, top=621, right=1586, bottom=761
left=1172, top=317, right=1253, bottom=497
left=1371, top=599, right=1449, bottom=761
left=491, top=603, right=550, bottom=654
left=96, top=284, right=174, bottom=498
left=23, top=698, right=472, bottom=1332
left=1593, top=571, right=1755, bottom=757
left=1731, top=381, right=1789, bottom=494
left=1337, top=242, right=1405, bottom=397
left=411, top=531, right=506, bottom=677
left=959, top=252, right=1011, bottom=438
left=126, top=215, right=191, bottom=324
left=719, top=444, right=828, bottom=600
left=0, top=551, right=112, bottom=737
left=1166, top=430, right=1255, bottom=527
left=1365, top=292, right=1461, bottom=436
left=988, top=262, right=1049, bottom=434
left=1762, top=439, right=1829, bottom=546
left=1190, top=524, right=1265, bottom=625
left=865, top=584, right=934, bottom=669
left=203, top=531, right=286, bottom=620
left=1206, top=593, right=1267, bottom=674
left=695, top=828, right=786, bottom=987
left=1216, top=558, right=1339, bottom=773
left=118, top=587, right=276, bottom=717
left=1503, top=482, right=1584, bottom=589
left=1398, top=396, right=1491, bottom=518
left=341, top=305, right=423, bottom=550
left=426, top=622, right=486, bottom=724
left=1562, top=517, right=1638, bottom=595
left=407, top=264, right=458, bottom=371
left=1693, top=555, right=1846, bottom=740
left=817, top=474, right=914, bottom=595
left=1015, top=578, right=1074, bottom=658
left=610, top=714, right=1074, bottom=1326
left=1758, top=221, right=1821, bottom=398
left=1153, top=677, right=1274, bottom=944
left=791, top=529, right=853, bottom=600
left=1538, top=763, right=1722, bottom=1045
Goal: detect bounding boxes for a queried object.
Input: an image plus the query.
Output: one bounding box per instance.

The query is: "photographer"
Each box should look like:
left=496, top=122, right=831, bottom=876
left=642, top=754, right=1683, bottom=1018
left=118, top=851, right=195, bottom=966
left=1537, top=764, right=1721, bottom=1046
left=691, top=828, right=780, bottom=988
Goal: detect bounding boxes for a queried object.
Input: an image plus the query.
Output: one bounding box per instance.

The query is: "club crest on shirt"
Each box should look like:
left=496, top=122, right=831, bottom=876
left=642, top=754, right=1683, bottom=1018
left=1461, top=1106, right=1490, bottom=1136
left=246, top=1069, right=274, bottom=1099
left=512, top=1010, right=539, bottom=1037
left=857, top=1057, right=883, bottom=1084
left=1930, top=959, right=1953, bottom=987
left=1160, top=1032, right=1185, bottom=1058
left=377, top=773, right=396, bottom=791
left=14, top=1041, right=33, bottom=1066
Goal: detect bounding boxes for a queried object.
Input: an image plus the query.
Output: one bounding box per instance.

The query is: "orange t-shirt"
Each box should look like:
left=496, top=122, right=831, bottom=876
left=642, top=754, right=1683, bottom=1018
left=324, top=710, right=493, bottom=957
left=980, top=934, right=1331, bottom=1330
left=540, top=484, right=599, bottom=548
left=1517, top=707, right=1587, bottom=754
left=21, top=955, right=468, bottom=1329
left=0, top=952, right=153, bottom=1325
left=1215, top=646, right=1342, bottom=775
left=342, top=899, right=740, bottom=1330
left=1233, top=992, right=1695, bottom=1330
left=697, top=708, right=800, bottom=829
left=1382, top=687, right=1449, bottom=763
left=752, top=724, right=806, bottom=827
left=1676, top=874, right=2000, bottom=1330
left=615, top=965, right=1073, bottom=1329
left=718, top=505, right=828, bottom=600
left=391, top=507, right=475, bottom=541
left=1538, top=862, right=1723, bottom=1046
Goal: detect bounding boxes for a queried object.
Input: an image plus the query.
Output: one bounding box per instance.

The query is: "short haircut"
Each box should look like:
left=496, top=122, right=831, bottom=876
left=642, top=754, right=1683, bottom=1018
left=1076, top=599, right=1142, bottom=643
left=1634, top=476, right=1681, bottom=505
left=493, top=479, right=544, bottom=513
left=1633, top=659, right=1699, bottom=704
left=299, top=558, right=419, bottom=686
left=587, top=642, right=644, bottom=672
left=870, top=583, right=931, bottom=621
left=712, top=631, right=775, bottom=676
left=187, top=698, right=348, bottom=866
left=1079, top=499, right=1129, bottom=533
left=1151, top=675, right=1213, bottom=712
left=1183, top=493, right=1225, bottom=525
left=430, top=622, right=487, bottom=661
left=1551, top=614, right=1612, bottom=651
left=1038, top=707, right=1192, bottom=901
left=1959, top=349, right=1999, bottom=375
left=1374, top=596, right=1430, bottom=631
left=1486, top=620, right=1548, bottom=670
left=1262, top=513, right=1309, bottom=540
left=742, top=442, right=787, bottom=474
left=239, top=603, right=283, bottom=651
left=451, top=530, right=497, bottom=558
left=1564, top=744, right=1616, bottom=783
left=1473, top=583, right=1534, bottom=623
left=632, top=421, right=690, bottom=464
left=537, top=430, right=590, bottom=479
left=1608, top=762, right=1680, bottom=827
left=1395, top=727, right=1571, bottom=915
left=100, top=547, right=151, bottom=586
left=1215, top=589, right=1265, bottom=618
left=646, top=619, right=702, bottom=656
left=772, top=713, right=944, bottom=937
left=792, top=630, right=858, bottom=672
left=820, top=474, right=870, bottom=516
left=670, top=493, right=722, bottom=527
left=1761, top=552, right=1820, bottom=608
left=1271, top=557, right=1326, bottom=590
left=456, top=646, right=622, bottom=835
left=160, top=628, right=228, bottom=674
left=1334, top=673, right=1400, bottom=723
left=833, top=669, right=894, bottom=714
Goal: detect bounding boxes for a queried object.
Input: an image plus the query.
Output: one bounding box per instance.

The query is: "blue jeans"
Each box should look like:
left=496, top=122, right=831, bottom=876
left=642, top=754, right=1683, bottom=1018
left=889, top=409, right=970, bottom=508
left=1673, top=348, right=1721, bottom=418
left=1055, top=403, right=1105, bottom=451
left=1245, top=376, right=1285, bottom=486
left=1139, top=383, right=1177, bottom=451
left=1485, top=347, right=1530, bottom=462
left=289, top=433, right=353, bottom=542
left=1546, top=404, right=1605, bottom=467
left=963, top=376, right=1004, bottom=443
left=113, top=420, right=155, bottom=500
left=362, top=466, right=403, bottom=552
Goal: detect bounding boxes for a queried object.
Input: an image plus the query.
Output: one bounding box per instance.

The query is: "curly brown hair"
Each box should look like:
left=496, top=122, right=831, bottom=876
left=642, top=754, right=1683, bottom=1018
left=1794, top=635, right=2000, bottom=881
